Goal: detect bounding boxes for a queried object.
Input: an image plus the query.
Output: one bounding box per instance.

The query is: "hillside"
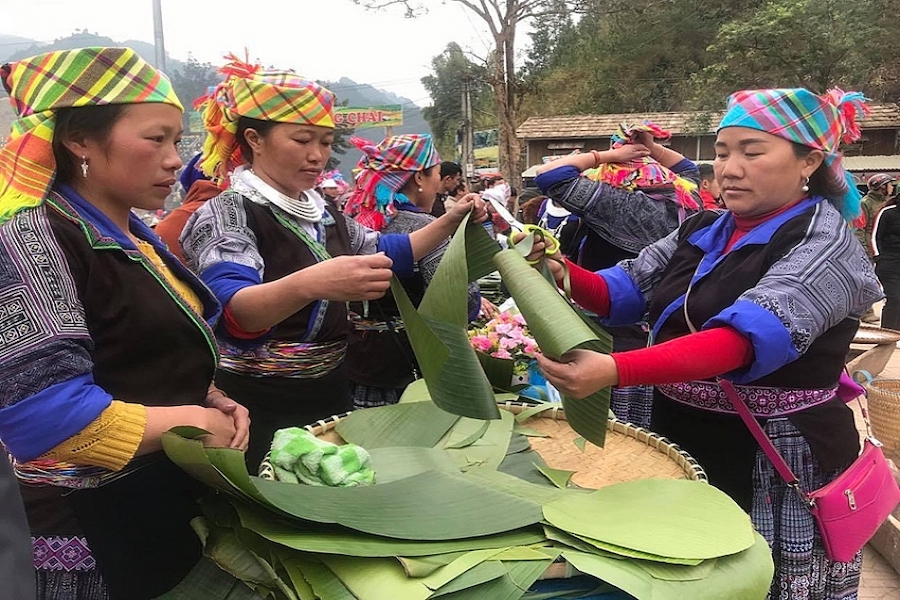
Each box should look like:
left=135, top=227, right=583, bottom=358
left=1, top=33, right=433, bottom=177
left=321, top=77, right=433, bottom=175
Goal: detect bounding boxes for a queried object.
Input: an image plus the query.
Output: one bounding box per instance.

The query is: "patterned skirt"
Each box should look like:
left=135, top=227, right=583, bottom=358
left=33, top=536, right=109, bottom=600
left=609, top=385, right=653, bottom=430
left=752, top=418, right=861, bottom=600
left=350, top=382, right=405, bottom=410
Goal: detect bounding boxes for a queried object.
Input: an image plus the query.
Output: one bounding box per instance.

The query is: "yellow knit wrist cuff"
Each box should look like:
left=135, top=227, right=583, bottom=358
left=40, top=401, right=148, bottom=472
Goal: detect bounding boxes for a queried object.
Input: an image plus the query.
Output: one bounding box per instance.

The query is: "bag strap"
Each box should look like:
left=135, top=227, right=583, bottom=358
left=718, top=379, right=801, bottom=487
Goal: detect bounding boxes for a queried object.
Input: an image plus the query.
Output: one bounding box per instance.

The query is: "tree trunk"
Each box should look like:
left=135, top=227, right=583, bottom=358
left=492, top=27, right=523, bottom=191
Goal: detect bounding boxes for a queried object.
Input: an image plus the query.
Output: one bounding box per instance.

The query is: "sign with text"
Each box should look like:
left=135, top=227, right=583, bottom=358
left=334, top=105, right=403, bottom=129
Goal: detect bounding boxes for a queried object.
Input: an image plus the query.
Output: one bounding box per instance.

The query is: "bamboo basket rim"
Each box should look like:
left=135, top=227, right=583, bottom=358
left=853, top=324, right=900, bottom=345
left=273, top=402, right=708, bottom=488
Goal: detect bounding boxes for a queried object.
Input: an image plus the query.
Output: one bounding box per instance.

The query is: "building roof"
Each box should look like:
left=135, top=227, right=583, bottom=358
left=517, top=104, right=900, bottom=140
left=844, top=155, right=900, bottom=172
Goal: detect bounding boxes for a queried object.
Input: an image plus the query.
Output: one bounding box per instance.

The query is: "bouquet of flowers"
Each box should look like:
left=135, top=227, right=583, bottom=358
left=468, top=311, right=538, bottom=375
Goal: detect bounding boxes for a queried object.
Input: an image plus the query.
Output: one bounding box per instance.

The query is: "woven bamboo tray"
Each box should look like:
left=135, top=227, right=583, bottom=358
left=272, top=402, right=707, bottom=489
left=862, top=379, right=900, bottom=462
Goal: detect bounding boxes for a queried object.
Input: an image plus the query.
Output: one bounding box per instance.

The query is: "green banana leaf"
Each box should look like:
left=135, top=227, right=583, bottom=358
left=438, top=409, right=514, bottom=472
left=476, top=351, right=516, bottom=392
left=366, top=446, right=461, bottom=483
left=271, top=550, right=315, bottom=600
left=492, top=249, right=612, bottom=447
left=543, top=479, right=755, bottom=561
left=398, top=552, right=470, bottom=578
left=391, top=214, right=500, bottom=420
left=251, top=470, right=543, bottom=541
left=428, top=561, right=509, bottom=597
left=334, top=401, right=460, bottom=449
left=399, top=379, right=433, bottom=403
left=190, top=517, right=297, bottom=600
left=164, top=430, right=544, bottom=542
left=535, top=464, right=577, bottom=489
left=234, top=499, right=547, bottom=558
left=562, top=531, right=774, bottom=600
left=282, top=556, right=356, bottom=600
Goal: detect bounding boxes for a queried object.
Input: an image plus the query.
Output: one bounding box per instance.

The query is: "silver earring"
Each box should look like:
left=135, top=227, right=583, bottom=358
left=417, top=187, right=423, bottom=193
left=81, top=156, right=89, bottom=178
left=801, top=176, right=809, bottom=193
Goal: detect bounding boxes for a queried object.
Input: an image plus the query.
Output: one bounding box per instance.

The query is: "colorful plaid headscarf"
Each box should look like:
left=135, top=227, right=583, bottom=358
left=585, top=121, right=699, bottom=211
left=343, top=134, right=441, bottom=230
left=717, top=88, right=870, bottom=220
left=0, top=46, right=182, bottom=223
left=197, top=53, right=335, bottom=183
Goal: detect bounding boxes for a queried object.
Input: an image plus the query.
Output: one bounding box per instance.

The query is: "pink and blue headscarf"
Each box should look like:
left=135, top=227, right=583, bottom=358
left=717, top=88, right=870, bottom=220
left=344, top=134, right=440, bottom=230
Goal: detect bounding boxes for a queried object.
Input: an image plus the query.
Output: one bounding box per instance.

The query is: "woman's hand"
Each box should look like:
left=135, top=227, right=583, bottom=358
left=606, top=143, right=651, bottom=163
left=305, top=253, right=393, bottom=301
left=197, top=406, right=240, bottom=449
left=205, top=388, right=250, bottom=450
left=480, top=297, right=500, bottom=319
left=511, top=231, right=566, bottom=283
left=448, top=193, right=488, bottom=224
left=536, top=349, right=618, bottom=399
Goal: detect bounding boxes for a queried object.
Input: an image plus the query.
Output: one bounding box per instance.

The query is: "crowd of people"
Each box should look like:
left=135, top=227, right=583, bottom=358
left=0, top=44, right=893, bottom=600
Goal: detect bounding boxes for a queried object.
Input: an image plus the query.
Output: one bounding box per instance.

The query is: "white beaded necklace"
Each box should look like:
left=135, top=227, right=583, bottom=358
left=231, top=165, right=323, bottom=223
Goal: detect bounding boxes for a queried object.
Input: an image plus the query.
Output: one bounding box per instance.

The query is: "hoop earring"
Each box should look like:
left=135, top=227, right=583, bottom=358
left=81, top=156, right=89, bottom=179
left=801, top=176, right=809, bottom=193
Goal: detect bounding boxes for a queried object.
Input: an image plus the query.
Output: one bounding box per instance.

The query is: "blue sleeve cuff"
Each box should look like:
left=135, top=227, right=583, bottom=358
left=0, top=374, right=112, bottom=461
left=200, top=262, right=262, bottom=307
left=378, top=233, right=415, bottom=279
left=705, top=300, right=800, bottom=383
left=670, top=158, right=696, bottom=174
left=468, top=288, right=482, bottom=322
left=598, top=265, right=646, bottom=326
left=535, top=166, right=581, bottom=193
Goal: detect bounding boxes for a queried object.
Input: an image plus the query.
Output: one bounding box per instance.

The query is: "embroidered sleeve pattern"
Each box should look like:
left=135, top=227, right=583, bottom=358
left=711, top=203, right=883, bottom=355
left=344, top=214, right=381, bottom=256
left=181, top=192, right=265, bottom=278
left=546, top=176, right=686, bottom=255
left=617, top=226, right=683, bottom=308
left=0, top=207, right=110, bottom=460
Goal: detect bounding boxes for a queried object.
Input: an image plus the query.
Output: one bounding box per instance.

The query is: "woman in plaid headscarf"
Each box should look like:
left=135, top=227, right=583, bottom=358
left=180, top=55, right=486, bottom=470
left=341, top=135, right=483, bottom=409
left=0, top=47, right=255, bottom=599
left=533, top=123, right=703, bottom=430
left=529, top=88, right=881, bottom=599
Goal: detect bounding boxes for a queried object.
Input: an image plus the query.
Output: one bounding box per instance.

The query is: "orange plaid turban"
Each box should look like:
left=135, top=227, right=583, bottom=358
left=197, top=53, right=336, bottom=182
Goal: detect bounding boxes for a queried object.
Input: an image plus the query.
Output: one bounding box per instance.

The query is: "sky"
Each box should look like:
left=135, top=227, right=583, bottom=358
left=0, top=0, right=499, bottom=106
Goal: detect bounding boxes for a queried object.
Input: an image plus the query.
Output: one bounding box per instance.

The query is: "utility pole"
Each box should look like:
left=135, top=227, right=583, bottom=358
left=152, top=0, right=167, bottom=73
left=461, top=80, right=475, bottom=182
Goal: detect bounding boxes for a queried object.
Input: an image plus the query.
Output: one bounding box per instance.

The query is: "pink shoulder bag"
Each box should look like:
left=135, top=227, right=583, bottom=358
left=719, top=378, right=900, bottom=562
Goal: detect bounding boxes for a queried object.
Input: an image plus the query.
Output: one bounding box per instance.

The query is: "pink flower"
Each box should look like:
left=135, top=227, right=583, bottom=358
left=493, top=349, right=513, bottom=359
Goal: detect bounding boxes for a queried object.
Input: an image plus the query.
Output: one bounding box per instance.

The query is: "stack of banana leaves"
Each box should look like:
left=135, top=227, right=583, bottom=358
left=160, top=220, right=773, bottom=598
left=163, top=388, right=774, bottom=599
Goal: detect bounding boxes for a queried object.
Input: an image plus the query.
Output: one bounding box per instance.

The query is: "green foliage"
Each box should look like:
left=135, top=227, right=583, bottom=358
left=420, top=43, right=492, bottom=160
left=694, top=0, right=895, bottom=106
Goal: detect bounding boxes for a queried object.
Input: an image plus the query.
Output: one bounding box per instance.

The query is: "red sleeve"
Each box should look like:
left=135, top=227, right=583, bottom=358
left=566, top=259, right=611, bottom=316
left=222, top=305, right=271, bottom=340
left=612, top=327, right=754, bottom=387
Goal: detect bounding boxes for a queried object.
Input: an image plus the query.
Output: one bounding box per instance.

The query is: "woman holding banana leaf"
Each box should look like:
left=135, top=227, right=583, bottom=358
left=529, top=88, right=881, bottom=599
left=0, top=47, right=255, bottom=599
left=341, top=134, right=483, bottom=409
left=534, top=123, right=702, bottom=429
left=180, top=56, right=486, bottom=470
